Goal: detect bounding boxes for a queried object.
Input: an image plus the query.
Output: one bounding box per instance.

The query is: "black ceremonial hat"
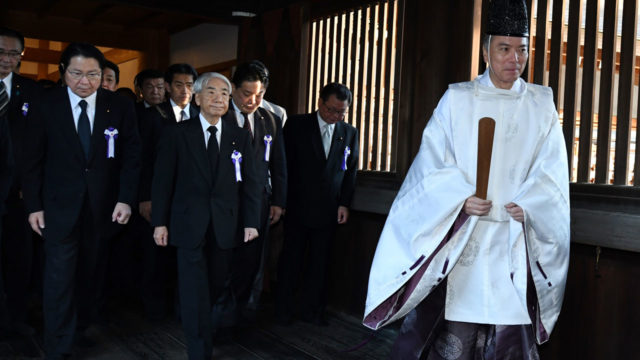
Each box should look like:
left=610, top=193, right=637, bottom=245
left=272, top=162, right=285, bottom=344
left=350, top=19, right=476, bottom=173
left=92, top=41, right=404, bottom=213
left=485, top=0, right=529, bottom=37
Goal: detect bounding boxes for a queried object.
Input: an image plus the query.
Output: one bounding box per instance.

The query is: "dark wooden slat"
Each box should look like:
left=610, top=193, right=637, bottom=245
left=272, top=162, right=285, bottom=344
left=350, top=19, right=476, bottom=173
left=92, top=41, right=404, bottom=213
left=548, top=0, right=566, bottom=107
left=577, top=0, right=600, bottom=183
left=595, top=0, right=619, bottom=184
left=633, top=88, right=640, bottom=185
left=305, top=22, right=313, bottom=113
left=389, top=0, right=404, bottom=172
left=362, top=4, right=378, bottom=170
left=318, top=19, right=327, bottom=108
left=335, top=13, right=343, bottom=83
left=327, top=15, right=336, bottom=82
left=308, top=21, right=320, bottom=112
left=521, top=0, right=534, bottom=82
left=341, top=12, right=351, bottom=86
left=322, top=18, right=331, bottom=90
left=532, top=0, right=549, bottom=85
left=348, top=10, right=360, bottom=129
left=613, top=0, right=638, bottom=185
left=380, top=0, right=395, bottom=171
left=561, top=0, right=583, bottom=174
left=355, top=7, right=369, bottom=169
left=371, top=2, right=385, bottom=170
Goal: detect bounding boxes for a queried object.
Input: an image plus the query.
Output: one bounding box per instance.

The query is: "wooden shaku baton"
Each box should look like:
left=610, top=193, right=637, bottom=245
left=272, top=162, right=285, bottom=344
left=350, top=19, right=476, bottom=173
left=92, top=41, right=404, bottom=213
left=476, top=117, right=496, bottom=200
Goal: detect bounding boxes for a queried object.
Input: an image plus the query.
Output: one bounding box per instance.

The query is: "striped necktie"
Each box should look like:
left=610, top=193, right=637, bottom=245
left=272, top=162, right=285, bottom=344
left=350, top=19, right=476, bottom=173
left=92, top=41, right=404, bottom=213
left=0, top=81, right=8, bottom=119
left=242, top=112, right=253, bottom=138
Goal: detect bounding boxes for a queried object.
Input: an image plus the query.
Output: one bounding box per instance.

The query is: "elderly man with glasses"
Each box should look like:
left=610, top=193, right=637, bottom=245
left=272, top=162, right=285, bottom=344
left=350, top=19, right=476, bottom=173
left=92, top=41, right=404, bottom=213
left=22, top=42, right=141, bottom=360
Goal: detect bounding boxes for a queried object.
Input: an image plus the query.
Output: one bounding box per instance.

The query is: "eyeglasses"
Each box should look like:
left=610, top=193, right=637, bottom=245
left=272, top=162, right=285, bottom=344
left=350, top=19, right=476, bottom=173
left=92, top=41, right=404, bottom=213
left=0, top=50, right=22, bottom=60
left=323, top=103, right=348, bottom=116
left=66, top=69, right=102, bottom=81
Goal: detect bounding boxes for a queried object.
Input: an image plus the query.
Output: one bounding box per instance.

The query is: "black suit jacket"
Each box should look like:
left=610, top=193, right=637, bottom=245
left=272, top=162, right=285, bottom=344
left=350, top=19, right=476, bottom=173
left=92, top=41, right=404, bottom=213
left=22, top=87, right=141, bottom=243
left=283, top=112, right=359, bottom=228
left=138, top=101, right=199, bottom=202
left=222, top=106, right=287, bottom=211
left=151, top=115, right=261, bottom=250
left=0, top=115, right=14, bottom=215
left=6, top=74, right=41, bottom=201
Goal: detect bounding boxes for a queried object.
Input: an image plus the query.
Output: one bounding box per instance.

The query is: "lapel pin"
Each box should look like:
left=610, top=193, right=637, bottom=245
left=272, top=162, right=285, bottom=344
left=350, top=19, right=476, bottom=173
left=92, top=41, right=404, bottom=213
left=232, top=141, right=236, bottom=146
left=107, top=109, right=110, bottom=113
left=339, top=136, right=344, bottom=141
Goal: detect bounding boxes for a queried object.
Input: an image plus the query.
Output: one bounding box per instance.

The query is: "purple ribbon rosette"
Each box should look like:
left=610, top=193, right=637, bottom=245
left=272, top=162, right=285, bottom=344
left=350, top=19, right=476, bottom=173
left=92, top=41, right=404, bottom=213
left=104, top=127, right=119, bottom=158
left=21, top=103, right=29, bottom=116
left=231, top=150, right=243, bottom=182
left=342, top=146, right=351, bottom=171
left=263, top=134, right=272, bottom=161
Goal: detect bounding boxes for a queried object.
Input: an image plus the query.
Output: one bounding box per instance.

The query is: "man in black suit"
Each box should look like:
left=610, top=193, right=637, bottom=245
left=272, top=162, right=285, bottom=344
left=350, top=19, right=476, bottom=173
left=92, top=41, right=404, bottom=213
left=101, top=60, right=119, bottom=91
left=137, top=63, right=198, bottom=320
left=276, top=83, right=358, bottom=325
left=223, top=61, right=286, bottom=319
left=22, top=43, right=140, bottom=359
left=0, top=89, right=15, bottom=334
left=0, top=27, right=42, bottom=337
left=152, top=72, right=261, bottom=359
left=133, top=68, right=165, bottom=115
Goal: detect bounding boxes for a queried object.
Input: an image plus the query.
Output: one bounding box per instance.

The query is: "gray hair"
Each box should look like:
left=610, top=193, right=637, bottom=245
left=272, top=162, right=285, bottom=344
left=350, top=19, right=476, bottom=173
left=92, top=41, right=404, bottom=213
left=193, top=72, right=232, bottom=94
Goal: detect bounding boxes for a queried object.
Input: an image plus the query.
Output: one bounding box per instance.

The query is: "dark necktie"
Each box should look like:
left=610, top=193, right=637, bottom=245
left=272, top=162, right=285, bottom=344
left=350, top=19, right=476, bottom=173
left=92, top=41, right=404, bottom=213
left=179, top=109, right=187, bottom=122
left=0, top=81, right=8, bottom=119
left=242, top=112, right=253, bottom=138
left=207, top=125, right=219, bottom=174
left=78, top=99, right=91, bottom=160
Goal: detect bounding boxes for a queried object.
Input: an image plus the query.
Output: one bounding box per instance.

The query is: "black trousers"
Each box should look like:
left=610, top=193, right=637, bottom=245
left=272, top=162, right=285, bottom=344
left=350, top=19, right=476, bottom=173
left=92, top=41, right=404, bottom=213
left=1, top=196, right=37, bottom=325
left=276, top=218, right=336, bottom=321
left=231, top=193, right=270, bottom=309
left=43, top=200, right=108, bottom=359
left=177, top=226, right=233, bottom=360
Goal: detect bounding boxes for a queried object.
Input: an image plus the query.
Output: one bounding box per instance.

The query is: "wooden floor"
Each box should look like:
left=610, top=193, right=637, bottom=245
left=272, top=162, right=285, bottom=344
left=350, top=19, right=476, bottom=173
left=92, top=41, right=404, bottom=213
left=0, top=303, right=398, bottom=359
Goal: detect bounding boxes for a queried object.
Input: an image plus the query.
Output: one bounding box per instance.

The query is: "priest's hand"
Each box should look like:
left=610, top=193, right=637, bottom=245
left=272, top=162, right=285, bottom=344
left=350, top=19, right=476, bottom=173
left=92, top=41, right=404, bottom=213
left=244, top=227, right=259, bottom=242
left=154, top=226, right=168, bottom=246
left=463, top=196, right=492, bottom=216
left=505, top=202, right=524, bottom=223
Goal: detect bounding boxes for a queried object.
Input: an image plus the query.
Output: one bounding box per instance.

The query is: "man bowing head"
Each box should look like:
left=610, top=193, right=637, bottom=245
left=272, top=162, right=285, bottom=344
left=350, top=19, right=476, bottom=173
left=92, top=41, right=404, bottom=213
left=151, top=72, right=261, bottom=360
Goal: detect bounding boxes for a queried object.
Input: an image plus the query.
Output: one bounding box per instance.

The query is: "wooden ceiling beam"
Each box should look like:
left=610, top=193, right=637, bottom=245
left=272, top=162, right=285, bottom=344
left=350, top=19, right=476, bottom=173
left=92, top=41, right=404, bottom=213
left=83, top=4, right=117, bottom=25
left=22, top=47, right=62, bottom=65
left=38, top=0, right=62, bottom=20
left=4, top=10, right=163, bottom=50
left=124, top=11, right=164, bottom=30
left=103, top=48, right=142, bottom=64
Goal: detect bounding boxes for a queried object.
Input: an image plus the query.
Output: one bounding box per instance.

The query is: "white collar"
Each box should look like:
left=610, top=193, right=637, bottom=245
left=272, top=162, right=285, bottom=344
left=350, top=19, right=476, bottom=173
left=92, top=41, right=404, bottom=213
left=478, top=68, right=525, bottom=94
left=317, top=111, right=335, bottom=130
left=67, top=86, right=97, bottom=109
left=199, top=113, right=221, bottom=134
left=170, top=98, right=190, bottom=113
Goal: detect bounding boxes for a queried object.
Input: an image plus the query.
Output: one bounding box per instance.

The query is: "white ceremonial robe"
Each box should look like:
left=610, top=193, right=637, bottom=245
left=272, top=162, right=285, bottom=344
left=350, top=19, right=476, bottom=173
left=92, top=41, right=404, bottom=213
left=363, top=71, right=570, bottom=344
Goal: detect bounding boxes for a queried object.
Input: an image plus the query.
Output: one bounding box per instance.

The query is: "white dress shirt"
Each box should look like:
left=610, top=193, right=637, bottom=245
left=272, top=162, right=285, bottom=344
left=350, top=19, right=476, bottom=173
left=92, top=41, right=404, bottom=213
left=170, top=99, right=191, bottom=122
left=1, top=72, right=13, bottom=98
left=232, top=100, right=255, bottom=132
left=199, top=114, right=221, bottom=149
left=67, top=87, right=97, bottom=133
left=317, top=112, right=335, bottom=142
